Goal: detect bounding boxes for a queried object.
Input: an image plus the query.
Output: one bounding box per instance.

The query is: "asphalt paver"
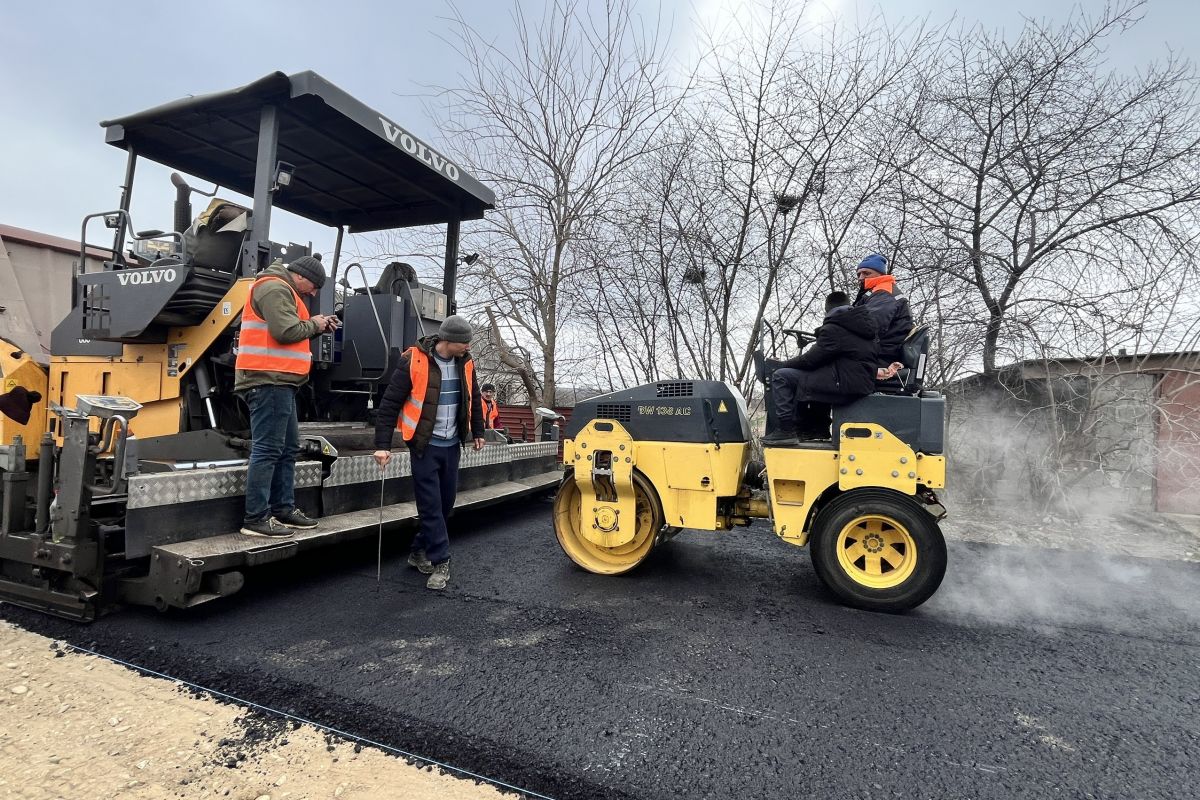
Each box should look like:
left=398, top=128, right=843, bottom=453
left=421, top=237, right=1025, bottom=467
left=4, top=497, right=1198, bottom=799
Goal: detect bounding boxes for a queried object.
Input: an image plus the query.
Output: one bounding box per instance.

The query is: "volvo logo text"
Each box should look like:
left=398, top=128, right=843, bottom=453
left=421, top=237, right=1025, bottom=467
left=379, top=117, right=461, bottom=181
left=116, top=268, right=177, bottom=286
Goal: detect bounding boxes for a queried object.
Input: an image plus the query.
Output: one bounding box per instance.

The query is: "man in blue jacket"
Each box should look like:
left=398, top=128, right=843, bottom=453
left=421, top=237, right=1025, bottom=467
left=762, top=292, right=879, bottom=447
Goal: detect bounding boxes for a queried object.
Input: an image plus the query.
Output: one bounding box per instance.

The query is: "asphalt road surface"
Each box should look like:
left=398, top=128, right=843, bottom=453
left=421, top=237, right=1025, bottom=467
left=5, top=499, right=1198, bottom=799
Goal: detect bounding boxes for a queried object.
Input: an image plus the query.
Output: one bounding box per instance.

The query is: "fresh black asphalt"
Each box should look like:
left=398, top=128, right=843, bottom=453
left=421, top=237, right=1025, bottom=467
left=5, top=498, right=1198, bottom=799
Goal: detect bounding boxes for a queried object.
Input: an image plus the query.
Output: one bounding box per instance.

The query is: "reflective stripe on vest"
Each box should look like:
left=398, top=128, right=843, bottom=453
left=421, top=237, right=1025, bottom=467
left=234, top=277, right=313, bottom=375
left=397, top=347, right=475, bottom=441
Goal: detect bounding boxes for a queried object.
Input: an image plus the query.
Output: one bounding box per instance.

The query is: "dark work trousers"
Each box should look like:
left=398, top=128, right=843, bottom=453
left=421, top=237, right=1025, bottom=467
left=411, top=443, right=461, bottom=565
left=770, top=368, right=835, bottom=438
left=243, top=384, right=301, bottom=524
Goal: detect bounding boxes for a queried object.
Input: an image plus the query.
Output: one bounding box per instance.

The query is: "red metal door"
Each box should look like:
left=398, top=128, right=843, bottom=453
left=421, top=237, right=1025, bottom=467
left=1155, top=371, right=1200, bottom=514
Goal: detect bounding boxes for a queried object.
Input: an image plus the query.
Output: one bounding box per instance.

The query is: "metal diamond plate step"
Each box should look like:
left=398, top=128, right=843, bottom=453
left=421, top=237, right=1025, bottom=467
left=153, top=470, right=562, bottom=563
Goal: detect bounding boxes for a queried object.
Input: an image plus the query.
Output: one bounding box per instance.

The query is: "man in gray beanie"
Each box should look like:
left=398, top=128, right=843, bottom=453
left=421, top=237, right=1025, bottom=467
left=372, top=314, right=485, bottom=590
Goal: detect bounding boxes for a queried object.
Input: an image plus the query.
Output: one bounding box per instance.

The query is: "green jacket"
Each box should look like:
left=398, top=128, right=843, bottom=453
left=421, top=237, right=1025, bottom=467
left=234, top=262, right=322, bottom=391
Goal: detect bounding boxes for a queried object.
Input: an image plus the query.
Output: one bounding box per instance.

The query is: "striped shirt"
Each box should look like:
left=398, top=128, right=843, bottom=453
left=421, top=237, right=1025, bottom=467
left=430, top=354, right=460, bottom=446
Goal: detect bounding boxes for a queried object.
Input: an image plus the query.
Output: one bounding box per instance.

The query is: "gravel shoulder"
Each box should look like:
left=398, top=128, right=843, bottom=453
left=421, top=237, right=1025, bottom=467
left=0, top=621, right=512, bottom=800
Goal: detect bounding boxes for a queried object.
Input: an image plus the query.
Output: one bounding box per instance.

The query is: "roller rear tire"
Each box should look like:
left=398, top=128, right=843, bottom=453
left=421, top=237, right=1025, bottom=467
left=809, top=489, right=946, bottom=612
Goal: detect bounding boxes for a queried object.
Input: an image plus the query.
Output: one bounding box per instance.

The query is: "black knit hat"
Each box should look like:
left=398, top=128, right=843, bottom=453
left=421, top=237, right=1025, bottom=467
left=481, top=383, right=496, bottom=391
left=287, top=255, right=326, bottom=288
left=0, top=386, right=42, bottom=425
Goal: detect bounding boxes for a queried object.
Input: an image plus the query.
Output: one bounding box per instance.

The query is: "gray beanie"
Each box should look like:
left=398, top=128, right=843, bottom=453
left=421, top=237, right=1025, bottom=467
left=287, top=255, right=326, bottom=288
left=438, top=314, right=473, bottom=343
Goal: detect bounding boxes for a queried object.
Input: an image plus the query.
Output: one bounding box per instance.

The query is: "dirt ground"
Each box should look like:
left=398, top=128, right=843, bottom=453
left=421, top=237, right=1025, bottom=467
left=2, top=507, right=1197, bottom=800
left=940, top=505, right=1200, bottom=562
left=0, top=621, right=513, bottom=800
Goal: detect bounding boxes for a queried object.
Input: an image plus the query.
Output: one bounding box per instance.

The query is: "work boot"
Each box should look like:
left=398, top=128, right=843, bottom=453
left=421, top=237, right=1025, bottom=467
left=426, top=561, right=451, bottom=591
left=761, top=431, right=800, bottom=447
left=273, top=508, right=319, bottom=529
left=240, top=517, right=295, bottom=538
left=407, top=549, right=434, bottom=574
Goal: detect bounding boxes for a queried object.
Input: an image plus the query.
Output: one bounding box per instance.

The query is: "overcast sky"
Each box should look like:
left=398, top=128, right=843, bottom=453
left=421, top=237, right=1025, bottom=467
left=1, top=0, right=1194, bottom=285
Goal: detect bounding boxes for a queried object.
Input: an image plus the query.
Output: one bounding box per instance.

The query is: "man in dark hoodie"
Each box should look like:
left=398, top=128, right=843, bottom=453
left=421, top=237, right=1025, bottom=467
left=852, top=253, right=913, bottom=365
left=236, top=255, right=339, bottom=538
left=373, top=315, right=485, bottom=591
left=762, top=291, right=879, bottom=447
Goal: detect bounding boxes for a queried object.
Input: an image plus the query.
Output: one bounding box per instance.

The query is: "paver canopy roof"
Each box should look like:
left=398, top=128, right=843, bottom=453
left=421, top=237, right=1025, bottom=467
left=101, top=71, right=494, bottom=232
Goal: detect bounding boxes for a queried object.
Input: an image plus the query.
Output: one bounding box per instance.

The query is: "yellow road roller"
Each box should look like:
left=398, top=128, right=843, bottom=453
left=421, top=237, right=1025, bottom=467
left=552, top=378, right=948, bottom=612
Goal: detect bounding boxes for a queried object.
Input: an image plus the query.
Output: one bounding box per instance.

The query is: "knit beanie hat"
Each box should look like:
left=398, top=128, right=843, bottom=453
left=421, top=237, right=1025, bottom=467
left=287, top=255, right=326, bottom=288
left=0, top=386, right=42, bottom=425
left=856, top=253, right=888, bottom=275
left=438, top=315, right=473, bottom=344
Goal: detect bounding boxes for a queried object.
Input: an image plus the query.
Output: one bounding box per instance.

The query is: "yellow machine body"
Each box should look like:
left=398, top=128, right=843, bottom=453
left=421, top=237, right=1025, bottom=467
left=0, top=348, right=50, bottom=447
left=561, top=420, right=945, bottom=548
left=43, top=278, right=252, bottom=439
left=562, top=419, right=749, bottom=541
left=763, top=423, right=945, bottom=546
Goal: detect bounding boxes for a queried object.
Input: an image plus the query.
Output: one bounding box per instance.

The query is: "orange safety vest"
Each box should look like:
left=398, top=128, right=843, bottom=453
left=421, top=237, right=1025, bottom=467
left=482, top=396, right=499, bottom=429
left=397, top=346, right=475, bottom=441
left=234, top=276, right=313, bottom=375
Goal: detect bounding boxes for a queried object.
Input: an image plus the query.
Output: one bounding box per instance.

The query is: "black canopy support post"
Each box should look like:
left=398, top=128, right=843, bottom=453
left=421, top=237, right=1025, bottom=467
left=330, top=225, right=345, bottom=288
left=243, top=104, right=280, bottom=277
left=443, top=218, right=460, bottom=312
left=111, top=148, right=137, bottom=265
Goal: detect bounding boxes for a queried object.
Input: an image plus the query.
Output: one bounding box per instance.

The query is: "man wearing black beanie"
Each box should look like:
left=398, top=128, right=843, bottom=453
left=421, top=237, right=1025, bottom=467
left=235, top=254, right=339, bottom=538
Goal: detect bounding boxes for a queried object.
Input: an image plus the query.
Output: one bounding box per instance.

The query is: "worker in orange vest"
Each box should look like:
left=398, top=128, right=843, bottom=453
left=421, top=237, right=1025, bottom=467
left=372, top=315, right=485, bottom=590
left=480, top=383, right=500, bottom=430
left=235, top=255, right=338, bottom=538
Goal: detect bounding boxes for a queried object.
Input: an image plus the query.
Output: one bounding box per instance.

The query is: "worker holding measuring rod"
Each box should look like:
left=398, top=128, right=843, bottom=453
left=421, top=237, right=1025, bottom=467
left=373, top=315, right=485, bottom=590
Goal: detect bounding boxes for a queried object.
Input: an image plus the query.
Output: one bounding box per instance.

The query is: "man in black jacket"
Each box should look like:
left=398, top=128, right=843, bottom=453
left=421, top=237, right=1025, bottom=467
left=762, top=292, right=879, bottom=447
left=852, top=253, right=913, bottom=365
left=372, top=315, right=485, bottom=590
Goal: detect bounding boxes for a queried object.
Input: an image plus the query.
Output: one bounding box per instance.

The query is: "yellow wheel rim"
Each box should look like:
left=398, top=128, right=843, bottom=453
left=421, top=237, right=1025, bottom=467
left=554, top=475, right=660, bottom=574
left=834, top=514, right=917, bottom=589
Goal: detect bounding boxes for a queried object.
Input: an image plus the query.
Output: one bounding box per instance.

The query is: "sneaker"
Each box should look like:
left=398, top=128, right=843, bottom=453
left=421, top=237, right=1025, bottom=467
left=273, top=508, right=319, bottom=529
left=761, top=432, right=800, bottom=447
left=407, top=549, right=434, bottom=574
left=240, top=517, right=295, bottom=538
left=426, top=561, right=450, bottom=590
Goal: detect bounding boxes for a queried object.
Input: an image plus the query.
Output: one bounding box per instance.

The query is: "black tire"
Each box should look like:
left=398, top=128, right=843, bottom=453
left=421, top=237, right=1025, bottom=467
left=809, top=489, right=947, bottom=612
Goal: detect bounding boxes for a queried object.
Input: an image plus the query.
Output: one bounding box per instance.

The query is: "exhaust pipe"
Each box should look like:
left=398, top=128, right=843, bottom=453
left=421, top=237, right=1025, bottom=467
left=170, top=172, right=192, bottom=236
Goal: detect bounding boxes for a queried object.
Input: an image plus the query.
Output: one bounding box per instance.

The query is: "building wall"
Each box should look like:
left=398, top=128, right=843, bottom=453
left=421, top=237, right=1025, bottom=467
left=946, top=370, right=1173, bottom=514
left=0, top=226, right=108, bottom=362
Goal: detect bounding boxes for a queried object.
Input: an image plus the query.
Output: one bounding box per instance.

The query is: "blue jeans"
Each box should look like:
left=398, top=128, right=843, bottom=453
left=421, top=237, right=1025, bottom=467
left=411, top=444, right=461, bottom=565
left=243, top=385, right=300, bottom=524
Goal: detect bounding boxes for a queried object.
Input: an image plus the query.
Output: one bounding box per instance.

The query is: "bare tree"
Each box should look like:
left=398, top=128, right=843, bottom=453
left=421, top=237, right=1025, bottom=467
left=582, top=1, right=939, bottom=409
left=438, top=0, right=680, bottom=406
left=892, top=0, right=1200, bottom=375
